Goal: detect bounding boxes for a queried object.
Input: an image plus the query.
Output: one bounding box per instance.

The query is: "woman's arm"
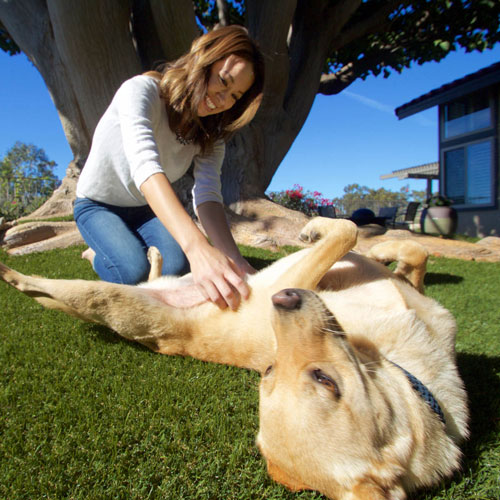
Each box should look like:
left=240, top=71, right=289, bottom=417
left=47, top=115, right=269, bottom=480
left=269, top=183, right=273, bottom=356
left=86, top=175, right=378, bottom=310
left=196, top=201, right=256, bottom=276
left=140, top=173, right=249, bottom=310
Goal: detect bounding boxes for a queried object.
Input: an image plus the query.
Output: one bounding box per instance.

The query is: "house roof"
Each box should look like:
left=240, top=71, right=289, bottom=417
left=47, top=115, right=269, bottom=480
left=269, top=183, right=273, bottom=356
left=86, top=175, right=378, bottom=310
left=380, top=161, right=439, bottom=180
left=395, top=61, right=500, bottom=119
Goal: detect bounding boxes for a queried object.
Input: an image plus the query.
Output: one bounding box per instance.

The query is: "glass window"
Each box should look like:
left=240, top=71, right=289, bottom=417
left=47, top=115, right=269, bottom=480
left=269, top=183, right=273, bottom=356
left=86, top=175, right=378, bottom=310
left=443, top=92, right=491, bottom=139
left=467, top=141, right=492, bottom=205
left=445, top=148, right=465, bottom=204
left=444, top=140, right=493, bottom=206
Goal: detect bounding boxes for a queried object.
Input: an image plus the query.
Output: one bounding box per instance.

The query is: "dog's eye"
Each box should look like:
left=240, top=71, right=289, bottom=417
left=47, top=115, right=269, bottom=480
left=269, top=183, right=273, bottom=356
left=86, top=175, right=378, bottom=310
left=312, top=369, right=341, bottom=397
left=264, top=365, right=273, bottom=376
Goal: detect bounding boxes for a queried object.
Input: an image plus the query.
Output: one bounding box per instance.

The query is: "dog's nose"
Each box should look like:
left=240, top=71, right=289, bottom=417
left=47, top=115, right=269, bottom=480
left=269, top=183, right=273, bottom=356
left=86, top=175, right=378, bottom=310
left=272, top=289, right=302, bottom=310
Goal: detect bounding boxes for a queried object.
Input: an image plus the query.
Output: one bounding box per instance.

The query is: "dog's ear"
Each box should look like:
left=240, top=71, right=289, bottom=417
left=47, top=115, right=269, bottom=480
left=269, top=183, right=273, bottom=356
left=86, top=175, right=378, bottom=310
left=349, top=336, right=382, bottom=365
left=265, top=458, right=312, bottom=492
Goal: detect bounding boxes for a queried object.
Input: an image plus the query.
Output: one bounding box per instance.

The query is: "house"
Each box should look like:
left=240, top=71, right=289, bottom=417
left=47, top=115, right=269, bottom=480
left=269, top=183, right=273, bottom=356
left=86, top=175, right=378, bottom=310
left=394, top=61, right=500, bottom=237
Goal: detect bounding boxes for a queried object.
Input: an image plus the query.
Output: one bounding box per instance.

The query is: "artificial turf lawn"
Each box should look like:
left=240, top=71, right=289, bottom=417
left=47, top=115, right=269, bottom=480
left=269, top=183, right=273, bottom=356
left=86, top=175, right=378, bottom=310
left=0, top=246, right=499, bottom=499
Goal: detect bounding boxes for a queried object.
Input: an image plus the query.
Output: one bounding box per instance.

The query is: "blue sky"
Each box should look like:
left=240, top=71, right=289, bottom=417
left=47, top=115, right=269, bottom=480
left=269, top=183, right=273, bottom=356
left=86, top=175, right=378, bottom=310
left=1, top=43, right=499, bottom=200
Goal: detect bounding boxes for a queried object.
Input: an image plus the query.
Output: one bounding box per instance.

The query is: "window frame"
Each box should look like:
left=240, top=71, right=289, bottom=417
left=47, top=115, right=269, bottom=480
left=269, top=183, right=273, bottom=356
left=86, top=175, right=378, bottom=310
left=441, top=136, right=496, bottom=210
left=440, top=89, right=495, bottom=142
left=439, top=88, right=498, bottom=211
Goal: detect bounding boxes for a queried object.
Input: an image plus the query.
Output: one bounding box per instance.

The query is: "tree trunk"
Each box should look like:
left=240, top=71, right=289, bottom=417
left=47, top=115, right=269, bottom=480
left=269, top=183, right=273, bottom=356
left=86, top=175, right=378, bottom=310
left=222, top=0, right=339, bottom=206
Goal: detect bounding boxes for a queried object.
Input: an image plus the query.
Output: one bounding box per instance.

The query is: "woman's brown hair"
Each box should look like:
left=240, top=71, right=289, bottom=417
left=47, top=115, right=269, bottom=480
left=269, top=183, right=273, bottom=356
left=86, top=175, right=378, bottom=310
left=146, top=25, right=265, bottom=152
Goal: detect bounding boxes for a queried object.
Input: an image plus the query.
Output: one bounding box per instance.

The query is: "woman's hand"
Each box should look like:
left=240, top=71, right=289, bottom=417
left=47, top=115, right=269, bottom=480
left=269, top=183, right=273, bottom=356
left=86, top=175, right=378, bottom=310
left=140, top=176, right=252, bottom=310
left=187, top=241, right=250, bottom=310
left=232, top=255, right=257, bottom=277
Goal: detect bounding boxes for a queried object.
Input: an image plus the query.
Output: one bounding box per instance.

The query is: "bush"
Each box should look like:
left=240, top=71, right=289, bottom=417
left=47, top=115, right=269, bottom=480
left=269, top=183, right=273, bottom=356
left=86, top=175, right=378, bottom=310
left=268, top=184, right=334, bottom=216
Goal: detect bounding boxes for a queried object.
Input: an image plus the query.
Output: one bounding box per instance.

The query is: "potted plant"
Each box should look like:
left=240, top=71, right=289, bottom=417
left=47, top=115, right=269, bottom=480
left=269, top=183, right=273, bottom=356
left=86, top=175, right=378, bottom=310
left=420, top=194, right=458, bottom=236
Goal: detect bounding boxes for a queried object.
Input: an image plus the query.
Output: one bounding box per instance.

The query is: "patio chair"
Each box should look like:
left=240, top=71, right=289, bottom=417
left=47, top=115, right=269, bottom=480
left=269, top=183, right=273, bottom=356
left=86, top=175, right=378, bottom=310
left=318, top=205, right=336, bottom=218
left=376, top=206, right=399, bottom=227
left=394, top=201, right=421, bottom=230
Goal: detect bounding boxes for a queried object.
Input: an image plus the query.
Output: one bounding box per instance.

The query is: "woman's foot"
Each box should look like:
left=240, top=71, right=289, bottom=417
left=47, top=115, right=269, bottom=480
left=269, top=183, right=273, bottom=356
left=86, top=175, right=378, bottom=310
left=81, top=247, right=96, bottom=266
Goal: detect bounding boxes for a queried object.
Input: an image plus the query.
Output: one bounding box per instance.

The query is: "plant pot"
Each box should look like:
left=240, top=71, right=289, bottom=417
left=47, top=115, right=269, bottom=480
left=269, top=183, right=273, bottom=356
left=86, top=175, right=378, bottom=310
left=420, top=206, right=457, bottom=236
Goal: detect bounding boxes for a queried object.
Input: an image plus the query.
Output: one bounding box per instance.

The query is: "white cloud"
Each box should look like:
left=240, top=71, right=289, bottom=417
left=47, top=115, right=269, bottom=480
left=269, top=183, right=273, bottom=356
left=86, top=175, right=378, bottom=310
left=343, top=90, right=394, bottom=114
left=343, top=90, right=436, bottom=127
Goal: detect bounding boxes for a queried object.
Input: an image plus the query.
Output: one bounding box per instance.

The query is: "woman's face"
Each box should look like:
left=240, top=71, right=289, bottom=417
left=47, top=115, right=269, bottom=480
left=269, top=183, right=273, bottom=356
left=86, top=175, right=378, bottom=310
left=197, top=55, right=255, bottom=117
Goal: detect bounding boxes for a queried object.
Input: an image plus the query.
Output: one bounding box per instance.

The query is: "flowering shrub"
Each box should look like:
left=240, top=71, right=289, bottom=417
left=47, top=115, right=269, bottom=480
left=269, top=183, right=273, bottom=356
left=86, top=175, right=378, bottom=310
left=268, top=184, right=334, bottom=216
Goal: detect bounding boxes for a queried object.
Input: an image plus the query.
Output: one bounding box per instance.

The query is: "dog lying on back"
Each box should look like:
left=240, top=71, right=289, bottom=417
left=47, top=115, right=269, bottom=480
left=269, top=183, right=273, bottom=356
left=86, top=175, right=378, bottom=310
left=0, top=218, right=469, bottom=500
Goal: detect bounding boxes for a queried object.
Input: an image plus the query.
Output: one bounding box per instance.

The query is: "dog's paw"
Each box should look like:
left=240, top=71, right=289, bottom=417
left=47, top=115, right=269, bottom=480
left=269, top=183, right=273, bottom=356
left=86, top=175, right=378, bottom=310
left=147, top=246, right=162, bottom=266
left=147, top=246, right=164, bottom=281
left=299, top=217, right=356, bottom=244
left=299, top=228, right=321, bottom=243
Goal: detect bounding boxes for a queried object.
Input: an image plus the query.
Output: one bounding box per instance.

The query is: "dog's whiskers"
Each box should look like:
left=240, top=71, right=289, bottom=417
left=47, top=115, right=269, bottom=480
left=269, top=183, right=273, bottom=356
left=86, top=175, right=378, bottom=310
left=322, top=326, right=345, bottom=338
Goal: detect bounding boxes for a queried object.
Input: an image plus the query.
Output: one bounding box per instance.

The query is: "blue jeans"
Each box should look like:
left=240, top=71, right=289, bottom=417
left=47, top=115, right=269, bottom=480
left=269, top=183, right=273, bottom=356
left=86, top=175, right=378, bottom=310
left=74, top=198, right=189, bottom=284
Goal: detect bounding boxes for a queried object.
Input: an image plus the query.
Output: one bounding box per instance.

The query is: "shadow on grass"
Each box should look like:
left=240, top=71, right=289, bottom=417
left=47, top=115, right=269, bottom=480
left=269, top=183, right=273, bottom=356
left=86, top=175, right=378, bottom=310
left=458, top=352, right=500, bottom=451
left=82, top=323, right=153, bottom=353
left=246, top=255, right=277, bottom=271
left=424, top=272, right=464, bottom=286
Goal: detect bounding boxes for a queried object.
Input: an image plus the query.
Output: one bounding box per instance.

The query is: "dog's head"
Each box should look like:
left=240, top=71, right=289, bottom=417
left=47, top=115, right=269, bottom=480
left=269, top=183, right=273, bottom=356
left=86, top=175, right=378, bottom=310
left=257, top=288, right=416, bottom=500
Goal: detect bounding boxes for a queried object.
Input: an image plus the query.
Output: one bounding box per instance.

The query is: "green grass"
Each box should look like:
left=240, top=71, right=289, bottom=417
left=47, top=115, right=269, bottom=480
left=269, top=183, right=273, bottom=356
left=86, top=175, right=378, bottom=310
left=16, top=214, right=75, bottom=224
left=1, top=246, right=499, bottom=499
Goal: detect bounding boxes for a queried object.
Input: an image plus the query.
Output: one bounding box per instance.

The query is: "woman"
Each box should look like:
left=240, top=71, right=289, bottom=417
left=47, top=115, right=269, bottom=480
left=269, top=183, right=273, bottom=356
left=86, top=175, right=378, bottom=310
left=74, top=25, right=265, bottom=310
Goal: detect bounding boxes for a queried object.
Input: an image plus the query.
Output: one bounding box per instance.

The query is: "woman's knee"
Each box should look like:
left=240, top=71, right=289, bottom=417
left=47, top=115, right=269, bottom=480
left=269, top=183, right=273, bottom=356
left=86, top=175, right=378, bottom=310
left=94, top=251, right=150, bottom=284
left=161, top=250, right=190, bottom=276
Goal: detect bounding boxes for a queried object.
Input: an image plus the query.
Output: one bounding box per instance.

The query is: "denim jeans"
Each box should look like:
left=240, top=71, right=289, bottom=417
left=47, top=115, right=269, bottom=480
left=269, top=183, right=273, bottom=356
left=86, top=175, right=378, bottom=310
left=74, top=198, right=189, bottom=284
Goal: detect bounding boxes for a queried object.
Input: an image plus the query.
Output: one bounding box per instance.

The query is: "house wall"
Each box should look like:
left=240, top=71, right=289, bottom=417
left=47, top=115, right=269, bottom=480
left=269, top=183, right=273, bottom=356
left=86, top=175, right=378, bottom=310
left=457, top=209, right=499, bottom=237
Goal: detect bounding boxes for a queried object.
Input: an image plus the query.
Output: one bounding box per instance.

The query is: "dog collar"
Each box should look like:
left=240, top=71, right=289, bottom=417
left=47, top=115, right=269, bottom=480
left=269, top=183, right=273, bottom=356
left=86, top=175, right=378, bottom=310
left=389, top=361, right=446, bottom=425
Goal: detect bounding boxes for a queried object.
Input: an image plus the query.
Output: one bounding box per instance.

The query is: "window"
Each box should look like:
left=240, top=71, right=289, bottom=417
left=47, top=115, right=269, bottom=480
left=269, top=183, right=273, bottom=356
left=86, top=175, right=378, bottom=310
left=444, top=139, right=493, bottom=206
left=443, top=92, right=492, bottom=139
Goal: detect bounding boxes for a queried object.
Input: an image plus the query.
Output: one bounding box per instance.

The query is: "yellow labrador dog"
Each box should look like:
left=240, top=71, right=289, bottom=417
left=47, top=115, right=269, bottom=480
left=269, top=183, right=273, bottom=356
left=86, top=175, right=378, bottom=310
left=0, top=218, right=468, bottom=500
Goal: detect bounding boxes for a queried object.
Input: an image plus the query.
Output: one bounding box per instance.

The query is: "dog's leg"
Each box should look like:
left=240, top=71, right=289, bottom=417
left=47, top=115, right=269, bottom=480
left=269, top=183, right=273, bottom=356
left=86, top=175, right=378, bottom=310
left=0, top=261, right=187, bottom=350
left=272, top=218, right=358, bottom=292
left=147, top=246, right=163, bottom=281
left=365, top=240, right=428, bottom=293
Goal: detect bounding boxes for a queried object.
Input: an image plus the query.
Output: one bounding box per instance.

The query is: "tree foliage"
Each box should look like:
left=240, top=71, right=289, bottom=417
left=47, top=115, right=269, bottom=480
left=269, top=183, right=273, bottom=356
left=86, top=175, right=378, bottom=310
left=322, top=0, right=500, bottom=93
left=0, top=20, right=19, bottom=55
left=331, top=183, right=426, bottom=215
left=0, top=142, right=60, bottom=220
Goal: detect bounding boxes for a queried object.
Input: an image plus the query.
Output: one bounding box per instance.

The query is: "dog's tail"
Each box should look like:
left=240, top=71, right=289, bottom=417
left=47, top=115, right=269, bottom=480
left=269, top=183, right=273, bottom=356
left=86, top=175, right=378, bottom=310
left=365, top=240, right=428, bottom=293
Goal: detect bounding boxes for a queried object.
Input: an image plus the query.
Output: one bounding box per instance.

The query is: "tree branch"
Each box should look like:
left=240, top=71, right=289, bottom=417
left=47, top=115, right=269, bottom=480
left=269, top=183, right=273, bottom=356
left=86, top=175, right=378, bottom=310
left=329, top=0, right=411, bottom=52
left=149, top=0, right=198, bottom=62
left=328, top=0, right=362, bottom=37
left=246, top=0, right=297, bottom=107
left=216, top=0, right=230, bottom=26
left=318, top=45, right=401, bottom=95
left=284, top=0, right=361, bottom=117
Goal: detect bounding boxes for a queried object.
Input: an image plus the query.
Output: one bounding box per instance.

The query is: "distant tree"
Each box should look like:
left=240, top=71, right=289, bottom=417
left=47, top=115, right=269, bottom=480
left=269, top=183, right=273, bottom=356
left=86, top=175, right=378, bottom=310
left=1, top=0, right=499, bottom=216
left=268, top=182, right=426, bottom=216
left=332, top=183, right=426, bottom=215
left=0, top=142, right=59, bottom=220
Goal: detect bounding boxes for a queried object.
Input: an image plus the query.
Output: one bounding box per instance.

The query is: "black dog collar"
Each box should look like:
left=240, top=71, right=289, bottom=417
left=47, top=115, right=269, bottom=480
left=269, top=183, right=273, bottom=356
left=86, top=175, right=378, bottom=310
left=389, top=361, right=446, bottom=425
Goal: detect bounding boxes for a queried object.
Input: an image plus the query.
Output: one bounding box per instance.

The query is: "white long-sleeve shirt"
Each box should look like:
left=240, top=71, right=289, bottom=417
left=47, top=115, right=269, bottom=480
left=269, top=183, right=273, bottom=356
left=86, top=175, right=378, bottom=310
left=76, top=75, right=224, bottom=208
